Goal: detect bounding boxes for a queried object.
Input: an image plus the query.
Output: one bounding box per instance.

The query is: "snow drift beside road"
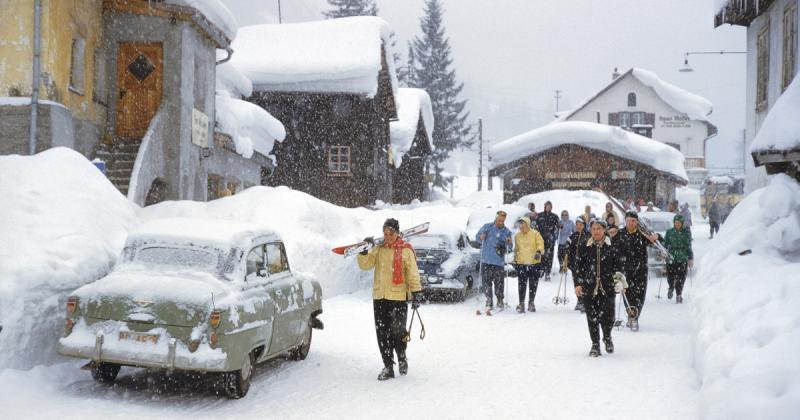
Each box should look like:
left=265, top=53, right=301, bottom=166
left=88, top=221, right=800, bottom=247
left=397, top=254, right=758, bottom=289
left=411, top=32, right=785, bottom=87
left=692, top=174, right=800, bottom=419
left=0, top=148, right=139, bottom=369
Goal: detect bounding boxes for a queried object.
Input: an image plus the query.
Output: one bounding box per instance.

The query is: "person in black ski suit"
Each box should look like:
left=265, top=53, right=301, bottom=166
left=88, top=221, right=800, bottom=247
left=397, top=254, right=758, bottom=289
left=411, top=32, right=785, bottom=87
left=567, top=217, right=588, bottom=312
left=612, top=210, right=658, bottom=331
left=575, top=220, right=628, bottom=357
left=536, top=201, right=560, bottom=282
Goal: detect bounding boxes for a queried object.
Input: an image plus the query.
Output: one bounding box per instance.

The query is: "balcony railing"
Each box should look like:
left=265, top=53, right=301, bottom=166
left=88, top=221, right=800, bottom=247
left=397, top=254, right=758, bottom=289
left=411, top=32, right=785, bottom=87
left=684, top=156, right=705, bottom=169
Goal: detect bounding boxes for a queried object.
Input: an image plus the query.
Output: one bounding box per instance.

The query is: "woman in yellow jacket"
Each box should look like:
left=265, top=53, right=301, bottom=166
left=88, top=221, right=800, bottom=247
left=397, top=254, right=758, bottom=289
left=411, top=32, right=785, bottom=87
left=357, top=218, right=422, bottom=381
left=513, top=216, right=545, bottom=313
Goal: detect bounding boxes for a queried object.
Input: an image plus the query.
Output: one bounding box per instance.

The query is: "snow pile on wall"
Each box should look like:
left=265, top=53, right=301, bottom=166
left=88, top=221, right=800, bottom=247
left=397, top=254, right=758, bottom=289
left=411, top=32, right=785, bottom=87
left=751, top=75, right=800, bottom=154
left=231, top=16, right=398, bottom=97
left=632, top=68, right=713, bottom=120
left=390, top=88, right=434, bottom=167
left=215, top=95, right=286, bottom=160
left=490, top=121, right=688, bottom=181
left=0, top=148, right=139, bottom=369
left=0, top=97, right=66, bottom=108
left=169, top=0, right=238, bottom=41
left=692, top=174, right=800, bottom=419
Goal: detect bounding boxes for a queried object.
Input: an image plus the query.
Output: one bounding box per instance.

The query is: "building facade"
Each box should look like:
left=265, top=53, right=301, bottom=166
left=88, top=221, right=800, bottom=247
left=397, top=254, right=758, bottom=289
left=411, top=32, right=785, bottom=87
left=716, top=0, right=799, bottom=190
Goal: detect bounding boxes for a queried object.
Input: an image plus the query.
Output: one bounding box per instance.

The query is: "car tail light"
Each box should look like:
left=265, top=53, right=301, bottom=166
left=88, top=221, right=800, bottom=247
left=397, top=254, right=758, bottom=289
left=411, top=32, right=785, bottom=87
left=210, top=311, right=221, bottom=329
left=209, top=332, right=218, bottom=348
left=65, top=319, right=74, bottom=335
left=66, top=296, right=77, bottom=314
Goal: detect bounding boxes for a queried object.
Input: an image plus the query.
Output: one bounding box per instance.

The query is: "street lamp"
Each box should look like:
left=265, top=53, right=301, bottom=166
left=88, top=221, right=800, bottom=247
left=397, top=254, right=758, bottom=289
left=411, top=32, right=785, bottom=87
left=678, top=51, right=747, bottom=72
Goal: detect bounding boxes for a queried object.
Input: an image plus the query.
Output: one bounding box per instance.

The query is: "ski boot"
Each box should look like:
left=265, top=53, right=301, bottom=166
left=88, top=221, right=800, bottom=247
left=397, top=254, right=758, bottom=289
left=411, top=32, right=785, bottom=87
left=589, top=343, right=601, bottom=357
left=377, top=366, right=395, bottom=381
left=496, top=298, right=504, bottom=308
left=667, top=287, right=674, bottom=300
left=630, top=318, right=640, bottom=332
left=528, top=302, right=536, bottom=312
left=516, top=303, right=525, bottom=313
left=676, top=295, right=683, bottom=304
left=603, top=338, right=614, bottom=354
left=398, top=356, right=408, bottom=376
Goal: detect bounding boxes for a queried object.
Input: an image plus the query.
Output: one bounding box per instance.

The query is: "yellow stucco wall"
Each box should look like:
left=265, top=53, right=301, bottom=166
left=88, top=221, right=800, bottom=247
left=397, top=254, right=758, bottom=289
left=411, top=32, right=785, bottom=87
left=0, top=0, right=105, bottom=126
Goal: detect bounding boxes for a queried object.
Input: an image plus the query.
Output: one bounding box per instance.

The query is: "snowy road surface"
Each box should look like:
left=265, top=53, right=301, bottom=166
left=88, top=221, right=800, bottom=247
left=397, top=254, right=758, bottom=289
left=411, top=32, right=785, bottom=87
left=1, top=227, right=710, bottom=420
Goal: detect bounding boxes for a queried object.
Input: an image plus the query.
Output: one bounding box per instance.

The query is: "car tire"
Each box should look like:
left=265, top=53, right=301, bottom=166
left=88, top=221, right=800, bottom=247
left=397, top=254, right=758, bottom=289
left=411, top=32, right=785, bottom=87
left=289, top=319, right=313, bottom=361
left=90, top=362, right=120, bottom=384
left=223, top=351, right=254, bottom=399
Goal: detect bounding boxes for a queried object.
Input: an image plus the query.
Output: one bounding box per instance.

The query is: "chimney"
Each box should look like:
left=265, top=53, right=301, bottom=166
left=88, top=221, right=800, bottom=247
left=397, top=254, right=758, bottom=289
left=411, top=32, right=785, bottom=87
left=612, top=67, right=621, bottom=80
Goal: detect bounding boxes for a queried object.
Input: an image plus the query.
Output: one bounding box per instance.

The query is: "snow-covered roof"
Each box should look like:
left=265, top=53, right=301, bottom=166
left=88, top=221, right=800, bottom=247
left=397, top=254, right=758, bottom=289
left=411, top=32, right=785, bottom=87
left=390, top=88, right=434, bottom=168
left=557, top=68, right=714, bottom=123
left=230, top=16, right=398, bottom=97
left=215, top=95, right=286, bottom=161
left=489, top=121, right=688, bottom=182
left=168, top=0, right=238, bottom=41
left=750, top=75, right=800, bottom=158
left=128, top=217, right=276, bottom=251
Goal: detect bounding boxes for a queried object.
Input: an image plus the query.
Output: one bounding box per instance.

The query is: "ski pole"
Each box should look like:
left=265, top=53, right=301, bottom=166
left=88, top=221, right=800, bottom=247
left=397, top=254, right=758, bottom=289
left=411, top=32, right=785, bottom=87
left=655, top=268, right=663, bottom=299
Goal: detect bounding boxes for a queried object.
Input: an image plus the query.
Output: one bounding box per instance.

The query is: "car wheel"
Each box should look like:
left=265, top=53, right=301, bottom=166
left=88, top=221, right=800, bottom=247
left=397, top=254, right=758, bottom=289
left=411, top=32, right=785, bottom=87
left=223, top=351, right=254, bottom=399
left=289, top=318, right=313, bottom=361
left=90, top=362, right=120, bottom=384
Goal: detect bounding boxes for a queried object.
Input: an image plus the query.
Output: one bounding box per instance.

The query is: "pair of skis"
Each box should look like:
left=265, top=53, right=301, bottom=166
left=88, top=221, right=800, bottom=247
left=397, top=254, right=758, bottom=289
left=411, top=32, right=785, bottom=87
left=331, top=222, right=430, bottom=257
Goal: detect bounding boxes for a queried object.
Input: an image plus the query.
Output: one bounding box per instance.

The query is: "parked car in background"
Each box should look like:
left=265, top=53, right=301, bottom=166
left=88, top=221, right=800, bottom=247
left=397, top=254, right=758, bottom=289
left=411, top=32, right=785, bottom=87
left=409, top=231, right=479, bottom=302
left=57, top=218, right=323, bottom=399
left=639, top=211, right=675, bottom=276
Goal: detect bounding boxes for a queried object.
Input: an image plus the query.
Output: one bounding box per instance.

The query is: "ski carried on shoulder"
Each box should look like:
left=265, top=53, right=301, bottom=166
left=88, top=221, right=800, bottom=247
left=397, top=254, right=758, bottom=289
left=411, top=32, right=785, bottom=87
left=331, top=222, right=430, bottom=257
left=595, top=188, right=673, bottom=261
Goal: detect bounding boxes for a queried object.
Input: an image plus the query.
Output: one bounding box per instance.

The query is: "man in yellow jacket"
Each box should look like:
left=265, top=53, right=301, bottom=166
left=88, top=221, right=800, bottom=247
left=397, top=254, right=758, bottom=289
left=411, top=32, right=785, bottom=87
left=358, top=218, right=423, bottom=381
left=513, top=216, right=545, bottom=313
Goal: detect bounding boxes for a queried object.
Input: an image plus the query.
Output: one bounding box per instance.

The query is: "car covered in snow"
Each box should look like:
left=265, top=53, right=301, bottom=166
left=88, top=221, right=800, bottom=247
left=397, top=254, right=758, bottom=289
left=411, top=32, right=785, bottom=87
left=409, top=232, right=479, bottom=302
left=639, top=211, right=675, bottom=275
left=57, top=218, right=323, bottom=399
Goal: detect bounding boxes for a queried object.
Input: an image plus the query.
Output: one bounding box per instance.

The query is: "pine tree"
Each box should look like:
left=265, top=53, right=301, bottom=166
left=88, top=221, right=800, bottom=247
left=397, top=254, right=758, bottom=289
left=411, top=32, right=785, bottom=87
left=322, top=0, right=378, bottom=19
left=409, top=0, right=472, bottom=189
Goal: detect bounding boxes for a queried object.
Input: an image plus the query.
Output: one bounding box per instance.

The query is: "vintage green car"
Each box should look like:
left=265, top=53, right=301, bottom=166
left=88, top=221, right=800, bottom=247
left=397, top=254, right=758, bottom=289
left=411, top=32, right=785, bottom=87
left=57, top=218, right=323, bottom=398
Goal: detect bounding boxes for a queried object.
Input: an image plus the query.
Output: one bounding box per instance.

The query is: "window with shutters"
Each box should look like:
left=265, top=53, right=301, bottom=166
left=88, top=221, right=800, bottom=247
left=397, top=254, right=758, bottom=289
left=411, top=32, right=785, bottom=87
left=328, top=145, right=351, bottom=175
left=756, top=23, right=770, bottom=111
left=783, top=5, right=797, bottom=92
left=627, top=92, right=637, bottom=107
left=69, top=36, right=86, bottom=95
left=618, top=112, right=630, bottom=128
left=631, top=112, right=645, bottom=126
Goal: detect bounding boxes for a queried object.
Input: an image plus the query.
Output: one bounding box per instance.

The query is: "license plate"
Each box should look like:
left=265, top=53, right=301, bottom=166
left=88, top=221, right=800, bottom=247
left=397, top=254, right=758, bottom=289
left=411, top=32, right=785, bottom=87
left=118, top=331, right=159, bottom=344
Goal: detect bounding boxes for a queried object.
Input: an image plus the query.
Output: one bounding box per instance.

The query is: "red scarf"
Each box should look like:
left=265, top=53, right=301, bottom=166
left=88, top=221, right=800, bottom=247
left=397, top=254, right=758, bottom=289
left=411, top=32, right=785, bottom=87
left=387, top=238, right=414, bottom=285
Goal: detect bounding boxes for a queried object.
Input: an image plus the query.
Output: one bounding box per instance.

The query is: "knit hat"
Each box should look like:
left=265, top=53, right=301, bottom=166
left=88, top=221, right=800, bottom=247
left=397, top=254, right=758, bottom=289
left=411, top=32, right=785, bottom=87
left=673, top=214, right=684, bottom=223
left=575, top=217, right=585, bottom=226
left=383, top=218, right=400, bottom=232
left=590, top=218, right=607, bottom=229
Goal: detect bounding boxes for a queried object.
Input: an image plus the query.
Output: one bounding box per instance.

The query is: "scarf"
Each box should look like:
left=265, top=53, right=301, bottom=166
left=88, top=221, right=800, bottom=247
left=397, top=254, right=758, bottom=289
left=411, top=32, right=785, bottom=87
left=387, top=238, right=414, bottom=285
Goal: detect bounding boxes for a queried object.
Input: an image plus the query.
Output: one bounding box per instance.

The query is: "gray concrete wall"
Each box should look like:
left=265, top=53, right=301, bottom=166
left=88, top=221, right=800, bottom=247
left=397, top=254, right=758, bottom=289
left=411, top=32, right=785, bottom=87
left=0, top=103, right=79, bottom=156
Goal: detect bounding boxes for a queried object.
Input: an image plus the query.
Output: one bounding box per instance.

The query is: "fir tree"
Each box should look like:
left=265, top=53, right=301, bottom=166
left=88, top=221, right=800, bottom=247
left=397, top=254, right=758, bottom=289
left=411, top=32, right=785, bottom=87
left=409, top=0, right=472, bottom=189
left=322, top=0, right=378, bottom=19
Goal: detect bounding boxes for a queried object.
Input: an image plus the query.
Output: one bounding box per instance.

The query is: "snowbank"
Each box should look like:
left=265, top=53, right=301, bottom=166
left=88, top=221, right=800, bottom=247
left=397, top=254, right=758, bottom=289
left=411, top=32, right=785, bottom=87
left=514, top=189, right=615, bottom=222
left=750, top=75, right=800, bottom=154
left=390, top=88, right=434, bottom=168
left=169, top=0, right=238, bottom=41
left=692, top=174, right=800, bottom=419
left=490, top=121, right=688, bottom=182
left=230, top=16, right=398, bottom=97
left=0, top=148, right=139, bottom=369
left=215, top=95, right=286, bottom=160
left=0, top=96, right=66, bottom=108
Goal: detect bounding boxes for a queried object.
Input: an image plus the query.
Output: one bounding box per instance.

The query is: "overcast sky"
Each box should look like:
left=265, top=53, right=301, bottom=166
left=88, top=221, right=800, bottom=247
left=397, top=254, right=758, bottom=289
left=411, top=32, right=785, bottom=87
left=223, top=0, right=747, bottom=173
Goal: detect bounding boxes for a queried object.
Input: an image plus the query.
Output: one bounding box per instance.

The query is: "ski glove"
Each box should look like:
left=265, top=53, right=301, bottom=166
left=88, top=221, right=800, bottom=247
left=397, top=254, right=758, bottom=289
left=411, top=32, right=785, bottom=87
left=359, top=237, right=375, bottom=255
left=613, top=272, right=628, bottom=293
left=411, top=292, right=423, bottom=309
left=534, top=251, right=542, bottom=260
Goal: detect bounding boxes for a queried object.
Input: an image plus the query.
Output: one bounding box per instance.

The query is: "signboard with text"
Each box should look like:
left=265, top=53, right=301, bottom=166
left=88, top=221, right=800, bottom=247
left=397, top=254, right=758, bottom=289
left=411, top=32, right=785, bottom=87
left=192, top=108, right=210, bottom=148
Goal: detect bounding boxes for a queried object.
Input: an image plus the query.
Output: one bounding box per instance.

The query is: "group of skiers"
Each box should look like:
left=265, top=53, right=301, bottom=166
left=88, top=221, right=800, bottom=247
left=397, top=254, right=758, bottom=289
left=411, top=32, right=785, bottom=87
left=354, top=200, right=695, bottom=378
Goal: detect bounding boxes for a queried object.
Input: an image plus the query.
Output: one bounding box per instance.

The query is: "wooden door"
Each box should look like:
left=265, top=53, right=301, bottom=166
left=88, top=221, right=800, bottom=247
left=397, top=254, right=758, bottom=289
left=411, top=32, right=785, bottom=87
left=115, top=42, right=163, bottom=139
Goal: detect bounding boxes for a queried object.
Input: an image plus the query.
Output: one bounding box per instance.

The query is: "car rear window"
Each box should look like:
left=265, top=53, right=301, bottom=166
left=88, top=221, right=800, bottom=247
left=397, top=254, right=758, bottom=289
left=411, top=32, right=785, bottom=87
left=134, top=246, right=218, bottom=272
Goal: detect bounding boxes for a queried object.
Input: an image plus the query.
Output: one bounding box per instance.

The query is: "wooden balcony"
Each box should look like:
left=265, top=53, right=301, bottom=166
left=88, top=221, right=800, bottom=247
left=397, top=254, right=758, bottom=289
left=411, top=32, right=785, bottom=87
left=684, top=156, right=705, bottom=169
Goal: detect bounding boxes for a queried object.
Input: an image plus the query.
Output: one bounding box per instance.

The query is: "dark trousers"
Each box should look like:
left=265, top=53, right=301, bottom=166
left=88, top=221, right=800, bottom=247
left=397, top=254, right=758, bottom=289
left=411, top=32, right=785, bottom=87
left=666, top=262, right=688, bottom=296
left=557, top=245, right=569, bottom=271
left=570, top=270, right=584, bottom=307
left=584, top=293, right=615, bottom=344
left=625, top=267, right=648, bottom=319
left=541, top=242, right=556, bottom=276
left=516, top=264, right=540, bottom=305
left=373, top=299, right=408, bottom=368
left=481, top=263, right=505, bottom=302
left=710, top=222, right=720, bottom=238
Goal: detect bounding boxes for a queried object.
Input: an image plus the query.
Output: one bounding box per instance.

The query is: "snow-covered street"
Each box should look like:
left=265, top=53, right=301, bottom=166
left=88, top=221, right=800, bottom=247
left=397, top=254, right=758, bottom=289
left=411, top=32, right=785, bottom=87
left=1, top=230, right=710, bottom=420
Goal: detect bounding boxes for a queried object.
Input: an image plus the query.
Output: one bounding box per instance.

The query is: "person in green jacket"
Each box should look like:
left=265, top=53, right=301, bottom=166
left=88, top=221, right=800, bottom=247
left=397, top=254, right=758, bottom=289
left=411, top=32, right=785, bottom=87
left=661, top=214, right=694, bottom=303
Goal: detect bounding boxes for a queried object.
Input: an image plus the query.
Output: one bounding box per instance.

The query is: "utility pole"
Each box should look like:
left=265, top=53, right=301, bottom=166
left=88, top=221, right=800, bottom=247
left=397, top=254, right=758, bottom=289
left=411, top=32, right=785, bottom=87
left=277, top=0, right=282, bottom=23
left=554, top=89, right=562, bottom=113
left=477, top=118, right=483, bottom=191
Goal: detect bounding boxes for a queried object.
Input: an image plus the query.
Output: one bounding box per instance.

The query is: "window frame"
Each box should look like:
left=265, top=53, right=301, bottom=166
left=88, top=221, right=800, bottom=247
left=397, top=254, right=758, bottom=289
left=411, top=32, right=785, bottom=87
left=265, top=242, right=290, bottom=276
left=618, top=111, right=630, bottom=128
left=756, top=22, right=771, bottom=111
left=328, top=145, right=352, bottom=175
left=782, top=5, right=797, bottom=92
left=627, top=92, right=637, bottom=107
left=245, top=244, right=267, bottom=278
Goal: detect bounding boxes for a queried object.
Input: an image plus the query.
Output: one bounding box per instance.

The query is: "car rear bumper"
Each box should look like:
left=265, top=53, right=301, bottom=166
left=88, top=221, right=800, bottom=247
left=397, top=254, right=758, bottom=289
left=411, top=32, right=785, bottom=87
left=422, top=278, right=465, bottom=292
left=57, top=321, right=228, bottom=372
